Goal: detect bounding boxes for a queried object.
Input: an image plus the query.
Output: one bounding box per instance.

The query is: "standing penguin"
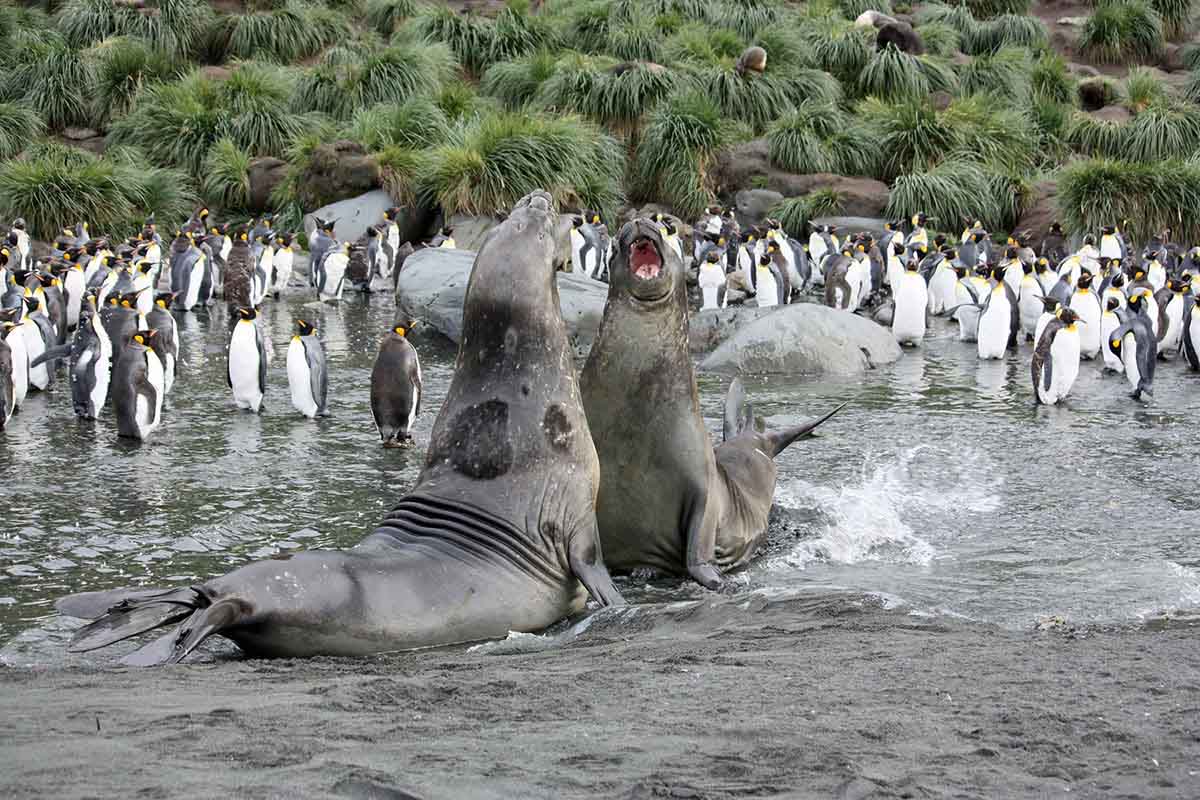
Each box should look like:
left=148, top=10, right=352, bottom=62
left=132, top=260, right=157, bottom=315
left=370, top=322, right=422, bottom=446
left=35, top=272, right=68, bottom=345
left=286, top=318, right=328, bottom=419
left=0, top=331, right=11, bottom=428
left=926, top=252, right=958, bottom=315
left=977, top=267, right=1017, bottom=360
left=1040, top=222, right=1067, bottom=264
left=228, top=307, right=266, bottom=412
left=1017, top=261, right=1045, bottom=342
left=751, top=250, right=785, bottom=307
left=1108, top=298, right=1157, bottom=400
left=697, top=250, right=727, bottom=310
left=1031, top=307, right=1083, bottom=405
left=146, top=292, right=179, bottom=397
left=60, top=256, right=86, bottom=331
left=307, top=216, right=337, bottom=287
left=112, top=329, right=164, bottom=440
left=0, top=321, right=27, bottom=413
left=570, top=216, right=601, bottom=280
left=1099, top=224, right=1126, bottom=262
left=1102, top=270, right=1128, bottom=311
left=590, top=212, right=612, bottom=280
left=1154, top=278, right=1186, bottom=358
left=1099, top=296, right=1124, bottom=373
left=381, top=207, right=401, bottom=278
left=429, top=226, right=455, bottom=249
left=20, top=296, right=55, bottom=390
left=1181, top=294, right=1200, bottom=371
left=1069, top=271, right=1102, bottom=359
left=172, top=233, right=207, bottom=312
left=35, top=294, right=112, bottom=419
left=892, top=257, right=928, bottom=346
left=318, top=241, right=349, bottom=302
left=223, top=226, right=254, bottom=317
left=272, top=233, right=295, bottom=297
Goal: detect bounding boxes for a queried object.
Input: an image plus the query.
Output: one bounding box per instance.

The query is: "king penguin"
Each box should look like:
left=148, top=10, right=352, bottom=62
left=1099, top=296, right=1124, bottom=372
left=1181, top=294, right=1200, bottom=371
left=977, top=266, right=1017, bottom=360
left=570, top=215, right=601, bottom=280
left=287, top=318, right=328, bottom=419
left=697, top=250, right=727, bottom=310
left=1154, top=278, right=1186, bottom=358
left=1069, top=271, right=1102, bottom=359
left=0, top=320, right=27, bottom=413
left=892, top=257, right=928, bottom=346
left=112, top=329, right=164, bottom=440
left=272, top=233, right=295, bottom=298
left=318, top=241, right=349, bottom=303
left=1031, top=307, right=1082, bottom=405
left=370, top=322, right=422, bottom=446
left=0, top=330, right=12, bottom=428
left=20, top=295, right=55, bottom=390
left=1017, top=261, right=1045, bottom=342
left=1109, top=295, right=1157, bottom=400
left=228, top=306, right=266, bottom=412
left=146, top=292, right=179, bottom=398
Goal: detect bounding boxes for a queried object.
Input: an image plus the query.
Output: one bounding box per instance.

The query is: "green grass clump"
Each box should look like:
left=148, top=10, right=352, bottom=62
left=1149, top=0, right=1194, bottom=38
left=1058, top=157, right=1200, bottom=243
left=860, top=97, right=954, bottom=177
left=0, top=103, right=44, bottom=160
left=1064, top=110, right=1129, bottom=157
left=958, top=47, right=1032, bottom=104
left=537, top=57, right=678, bottom=135
left=839, top=0, right=893, bottom=19
left=860, top=47, right=931, bottom=101
left=771, top=189, right=844, bottom=239
left=91, top=37, right=181, bottom=123
left=200, top=138, right=252, bottom=212
left=218, top=62, right=306, bottom=157
left=211, top=1, right=344, bottom=64
left=706, top=0, right=780, bottom=39
left=634, top=90, right=744, bottom=217
left=0, top=144, right=195, bottom=239
left=422, top=110, right=624, bottom=219
left=939, top=94, right=1039, bottom=173
left=1187, top=71, right=1200, bottom=103
left=1123, top=66, right=1169, bottom=111
left=963, top=0, right=1030, bottom=17
left=1031, top=52, right=1075, bottom=105
left=351, top=42, right=457, bottom=107
left=347, top=96, right=450, bottom=151
left=1078, top=0, right=1164, bottom=64
left=3, top=32, right=95, bottom=129
left=482, top=50, right=561, bottom=109
left=606, top=6, right=664, bottom=62
left=663, top=22, right=744, bottom=67
left=291, top=64, right=355, bottom=119
left=918, top=22, right=962, bottom=56
left=412, top=3, right=549, bottom=77
left=887, top=159, right=1002, bottom=234
left=1125, top=103, right=1200, bottom=160
left=961, top=13, right=1048, bottom=54
left=108, top=71, right=222, bottom=174
left=800, top=17, right=874, bottom=84
left=767, top=102, right=880, bottom=176
left=365, top=0, right=415, bottom=36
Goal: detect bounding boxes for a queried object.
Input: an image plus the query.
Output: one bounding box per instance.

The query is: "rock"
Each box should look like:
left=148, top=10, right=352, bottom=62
left=199, top=65, right=232, bottom=81
left=930, top=91, right=953, bottom=111
left=304, top=190, right=394, bottom=245
left=1091, top=104, right=1132, bottom=124
left=56, top=132, right=105, bottom=156
left=62, top=127, right=99, bottom=141
left=811, top=216, right=895, bottom=241
left=1069, top=62, right=1101, bottom=78
left=1056, top=16, right=1089, bottom=27
left=734, top=189, right=784, bottom=227
left=444, top=213, right=501, bottom=252
left=715, top=145, right=891, bottom=217
left=246, top=157, right=287, bottom=213
left=697, top=303, right=902, bottom=376
left=1161, top=44, right=1186, bottom=72
left=1015, top=179, right=1060, bottom=239
left=876, top=21, right=925, bottom=56
left=1077, top=77, right=1117, bottom=111
left=688, top=306, right=775, bottom=354
left=297, top=140, right=380, bottom=209
left=395, top=246, right=609, bottom=359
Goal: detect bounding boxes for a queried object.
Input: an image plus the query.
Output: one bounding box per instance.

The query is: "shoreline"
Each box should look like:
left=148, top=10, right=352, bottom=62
left=2, top=594, right=1198, bottom=799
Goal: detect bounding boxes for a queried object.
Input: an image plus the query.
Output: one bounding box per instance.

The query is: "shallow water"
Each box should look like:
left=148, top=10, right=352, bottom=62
left=1, top=290, right=1198, bottom=665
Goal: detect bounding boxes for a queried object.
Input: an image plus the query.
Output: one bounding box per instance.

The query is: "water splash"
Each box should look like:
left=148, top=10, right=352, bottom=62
left=766, top=446, right=1002, bottom=571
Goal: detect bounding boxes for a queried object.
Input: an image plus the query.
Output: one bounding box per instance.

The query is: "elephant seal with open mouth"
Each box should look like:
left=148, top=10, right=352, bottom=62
left=58, top=190, right=623, bottom=665
left=580, top=218, right=844, bottom=589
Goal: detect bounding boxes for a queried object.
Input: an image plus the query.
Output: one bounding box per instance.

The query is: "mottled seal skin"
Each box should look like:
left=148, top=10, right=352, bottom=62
left=581, top=219, right=842, bottom=589
left=58, top=190, right=623, bottom=666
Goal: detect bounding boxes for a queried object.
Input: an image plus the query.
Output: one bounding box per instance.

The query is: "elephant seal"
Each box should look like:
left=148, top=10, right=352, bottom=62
left=580, top=219, right=843, bottom=589
left=58, top=190, right=623, bottom=665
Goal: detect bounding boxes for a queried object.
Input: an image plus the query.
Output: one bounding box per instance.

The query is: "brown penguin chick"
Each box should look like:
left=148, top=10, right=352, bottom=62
left=735, top=46, right=767, bottom=76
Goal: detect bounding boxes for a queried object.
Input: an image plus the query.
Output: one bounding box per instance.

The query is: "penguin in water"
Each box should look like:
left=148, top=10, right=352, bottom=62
left=101, top=292, right=140, bottom=370
left=380, top=207, right=402, bottom=278
left=949, top=264, right=983, bottom=342
left=0, top=330, right=12, bottom=428
left=1109, top=295, right=1157, bottom=400
left=1181, top=293, right=1200, bottom=371
left=751, top=249, right=785, bottom=307
left=892, top=257, right=928, bottom=346
left=31, top=292, right=111, bottom=419
left=146, top=292, right=179, bottom=398
left=223, top=226, right=254, bottom=318
left=20, top=295, right=55, bottom=390
left=272, top=233, right=295, bottom=298
left=1099, top=296, right=1124, bottom=373
left=370, top=321, right=422, bottom=446
left=570, top=215, right=601, bottom=279
left=132, top=260, right=157, bottom=315
left=697, top=250, right=727, bottom=310
left=172, top=233, right=207, bottom=312
left=977, top=266, right=1017, bottom=360
left=429, top=226, right=455, bottom=249
left=1017, top=261, right=1045, bottom=342
left=112, top=329, right=164, bottom=440
left=307, top=216, right=337, bottom=286
left=318, top=241, right=350, bottom=302
left=1031, top=307, right=1083, bottom=406
left=34, top=272, right=67, bottom=346
left=286, top=319, right=328, bottom=419
left=1154, top=278, right=1186, bottom=358
left=58, top=255, right=87, bottom=331
left=0, top=319, right=28, bottom=413
left=228, top=307, right=266, bottom=412
left=1033, top=296, right=1062, bottom=349
left=1069, top=271, right=1102, bottom=359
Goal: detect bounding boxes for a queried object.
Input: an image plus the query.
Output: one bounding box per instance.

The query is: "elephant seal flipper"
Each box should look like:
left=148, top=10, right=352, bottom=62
left=581, top=219, right=844, bottom=589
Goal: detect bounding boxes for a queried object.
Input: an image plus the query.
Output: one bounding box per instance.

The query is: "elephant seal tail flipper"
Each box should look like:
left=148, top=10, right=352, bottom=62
left=722, top=378, right=754, bottom=442
left=764, top=402, right=848, bottom=457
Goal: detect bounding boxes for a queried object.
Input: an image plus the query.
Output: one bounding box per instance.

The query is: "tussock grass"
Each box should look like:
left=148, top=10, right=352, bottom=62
left=1058, top=157, right=1200, bottom=243
left=347, top=96, right=450, bottom=151
left=958, top=47, right=1032, bottom=104
left=1123, top=66, right=1169, bottom=111
left=1149, top=0, right=1194, bottom=38
left=1031, top=52, right=1075, bottom=104
left=365, top=0, right=415, bottom=36
left=772, top=188, right=843, bottom=239
left=766, top=102, right=880, bottom=176
left=918, top=22, right=962, bottom=56
left=961, top=13, right=1048, bottom=54
left=537, top=57, right=678, bottom=134
left=200, top=137, right=252, bottom=212
left=92, top=37, right=181, bottom=123
left=1078, top=0, right=1164, bottom=64
left=887, top=159, right=1002, bottom=235
left=4, top=32, right=95, bottom=129
left=482, top=50, right=562, bottom=109
left=351, top=42, right=457, bottom=107
left=0, top=102, right=44, bottom=160
left=211, top=1, right=345, bottom=64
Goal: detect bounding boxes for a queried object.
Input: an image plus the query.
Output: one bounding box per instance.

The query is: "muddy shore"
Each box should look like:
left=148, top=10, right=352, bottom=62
left=2, top=593, right=1197, bottom=799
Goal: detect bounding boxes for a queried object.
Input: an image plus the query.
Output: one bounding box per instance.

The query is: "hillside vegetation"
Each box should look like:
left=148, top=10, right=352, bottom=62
left=0, top=0, right=1198, bottom=241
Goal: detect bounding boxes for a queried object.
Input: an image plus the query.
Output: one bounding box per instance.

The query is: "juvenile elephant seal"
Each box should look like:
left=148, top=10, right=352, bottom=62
left=59, top=190, right=623, bottom=665
left=580, top=219, right=843, bottom=589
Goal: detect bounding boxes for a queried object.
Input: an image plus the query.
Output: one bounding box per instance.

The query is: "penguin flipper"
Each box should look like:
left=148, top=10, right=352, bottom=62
left=30, top=343, right=71, bottom=367
left=256, top=325, right=267, bottom=396
left=305, top=338, right=327, bottom=414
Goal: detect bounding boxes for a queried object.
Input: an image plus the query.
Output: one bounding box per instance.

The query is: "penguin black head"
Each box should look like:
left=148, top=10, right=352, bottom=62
left=952, top=264, right=968, bottom=279
left=154, top=292, right=175, bottom=309
left=1181, top=272, right=1193, bottom=286
left=1050, top=222, right=1062, bottom=234
left=1102, top=224, right=1115, bottom=235
left=1040, top=296, right=1061, bottom=314
left=383, top=206, right=399, bottom=221
left=130, top=329, right=157, bottom=347
left=237, top=226, right=249, bottom=242
left=1022, top=261, right=1033, bottom=275
left=933, top=233, right=947, bottom=247
left=199, top=207, right=210, bottom=220
left=665, top=223, right=677, bottom=236
left=1077, top=271, right=1094, bottom=290
left=1058, top=307, right=1082, bottom=328
left=571, top=216, right=584, bottom=229
left=22, top=295, right=40, bottom=313
left=704, top=250, right=720, bottom=264
left=366, top=226, right=379, bottom=238
left=1005, top=246, right=1019, bottom=260
left=1128, top=290, right=1151, bottom=312
left=12, top=218, right=25, bottom=231
left=891, top=239, right=904, bottom=256
left=912, top=213, right=927, bottom=227
left=441, top=226, right=453, bottom=236
left=1146, top=249, right=1160, bottom=262
left=136, top=260, right=154, bottom=275
left=1083, top=234, right=1097, bottom=246
left=757, top=252, right=771, bottom=267
left=295, top=319, right=316, bottom=337
left=904, top=258, right=920, bottom=272
left=236, top=306, right=257, bottom=321
left=1105, top=296, right=1120, bottom=312
left=118, top=292, right=139, bottom=309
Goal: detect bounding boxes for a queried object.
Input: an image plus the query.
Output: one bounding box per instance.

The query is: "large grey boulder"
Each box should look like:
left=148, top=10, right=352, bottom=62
left=302, top=190, right=429, bottom=248
left=698, top=303, right=902, bottom=376
left=395, top=247, right=609, bottom=358
left=689, top=306, right=775, bottom=354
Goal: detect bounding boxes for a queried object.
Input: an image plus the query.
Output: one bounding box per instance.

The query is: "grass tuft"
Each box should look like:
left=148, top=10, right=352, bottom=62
left=0, top=103, right=44, bottom=160
left=772, top=189, right=844, bottom=239
left=1058, top=157, right=1200, bottom=243
left=365, top=0, right=415, bottom=36
left=887, top=159, right=1002, bottom=234
left=91, top=37, right=181, bottom=123
left=1078, top=0, right=1164, bottom=64
left=200, top=137, right=252, bottom=212
left=347, top=96, right=450, bottom=152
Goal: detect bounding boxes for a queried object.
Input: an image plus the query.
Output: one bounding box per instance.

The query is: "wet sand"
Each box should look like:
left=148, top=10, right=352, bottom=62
left=2, top=593, right=1198, bottom=799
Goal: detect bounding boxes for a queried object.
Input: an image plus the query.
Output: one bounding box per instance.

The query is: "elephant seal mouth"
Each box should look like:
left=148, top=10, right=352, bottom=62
left=630, top=238, right=662, bottom=281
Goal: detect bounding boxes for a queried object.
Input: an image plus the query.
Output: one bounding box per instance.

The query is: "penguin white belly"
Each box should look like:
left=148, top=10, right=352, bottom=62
left=1122, top=332, right=1140, bottom=391
left=755, top=267, right=779, bottom=308
left=1102, top=288, right=1126, bottom=311
left=844, top=270, right=863, bottom=311
left=1099, top=237, right=1121, bottom=260
left=407, top=363, right=421, bottom=434
left=808, top=233, right=827, bottom=266
left=65, top=271, right=84, bottom=329
left=7, top=331, right=28, bottom=407
left=90, top=347, right=111, bottom=417
left=229, top=324, right=263, bottom=411
left=1003, top=265, right=1022, bottom=295
left=928, top=266, right=956, bottom=315
left=892, top=273, right=928, bottom=345
left=1018, top=285, right=1043, bottom=338
left=954, top=305, right=981, bottom=342
left=698, top=263, right=725, bottom=311
left=570, top=229, right=591, bottom=278
left=21, top=323, right=49, bottom=390
left=977, top=295, right=1011, bottom=359
left=1070, top=294, right=1101, bottom=358
left=1188, top=315, right=1200, bottom=366
left=666, top=236, right=681, bottom=263
left=1100, top=313, right=1122, bottom=371
left=1148, top=265, right=1165, bottom=291
left=886, top=258, right=903, bottom=290
left=1038, top=273, right=1057, bottom=295
left=1040, top=328, right=1080, bottom=404
left=274, top=249, right=294, bottom=292
left=287, top=338, right=318, bottom=419
left=1160, top=299, right=1183, bottom=353
left=1143, top=297, right=1160, bottom=336
left=321, top=255, right=347, bottom=301
left=137, top=350, right=165, bottom=438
